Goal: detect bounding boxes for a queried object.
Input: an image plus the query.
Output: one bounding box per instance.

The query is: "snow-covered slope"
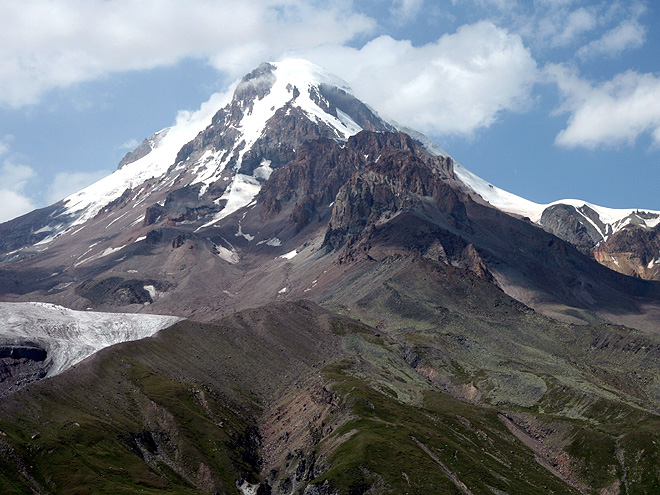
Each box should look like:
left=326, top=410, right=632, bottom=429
left=12, top=60, right=392, bottom=251
left=0, top=302, right=182, bottom=377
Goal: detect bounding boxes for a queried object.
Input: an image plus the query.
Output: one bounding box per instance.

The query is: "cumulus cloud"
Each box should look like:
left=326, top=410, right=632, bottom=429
left=0, top=190, right=37, bottom=224
left=511, top=0, right=647, bottom=56
left=390, top=0, right=425, bottom=21
left=302, top=21, right=538, bottom=136
left=0, top=0, right=375, bottom=108
left=515, top=3, right=603, bottom=50
left=0, top=140, right=37, bottom=223
left=548, top=65, right=660, bottom=149
left=1, top=161, right=35, bottom=191
left=546, top=7, right=597, bottom=47
left=577, top=20, right=646, bottom=59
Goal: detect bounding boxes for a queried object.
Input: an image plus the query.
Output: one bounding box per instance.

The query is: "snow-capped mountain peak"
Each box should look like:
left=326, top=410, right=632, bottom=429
left=24, top=59, right=391, bottom=248
left=3, top=58, right=658, bottom=280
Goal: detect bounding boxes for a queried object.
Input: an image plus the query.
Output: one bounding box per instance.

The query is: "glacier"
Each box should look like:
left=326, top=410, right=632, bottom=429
left=0, top=302, right=182, bottom=378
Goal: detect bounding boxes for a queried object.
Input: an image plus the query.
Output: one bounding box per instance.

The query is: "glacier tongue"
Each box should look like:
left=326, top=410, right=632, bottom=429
left=0, top=302, right=182, bottom=377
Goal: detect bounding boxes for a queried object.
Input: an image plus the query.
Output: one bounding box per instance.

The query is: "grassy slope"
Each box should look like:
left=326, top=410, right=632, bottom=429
left=315, top=255, right=660, bottom=494
left=2, top=257, right=660, bottom=493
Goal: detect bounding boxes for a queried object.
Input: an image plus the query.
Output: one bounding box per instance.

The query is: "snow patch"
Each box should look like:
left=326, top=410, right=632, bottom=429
left=336, top=109, right=362, bottom=135
left=235, top=223, right=254, bottom=241
left=199, top=174, right=262, bottom=229
left=214, top=242, right=240, bottom=264
left=253, top=159, right=274, bottom=181
left=238, top=481, right=261, bottom=495
left=34, top=225, right=53, bottom=234
left=280, top=249, right=298, bottom=260
left=143, top=285, right=157, bottom=300
left=74, top=244, right=125, bottom=267
left=257, top=237, right=282, bottom=246
left=100, top=246, right=124, bottom=258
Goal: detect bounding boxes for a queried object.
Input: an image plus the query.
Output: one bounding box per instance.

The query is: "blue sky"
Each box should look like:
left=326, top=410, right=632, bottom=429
left=0, top=0, right=659, bottom=222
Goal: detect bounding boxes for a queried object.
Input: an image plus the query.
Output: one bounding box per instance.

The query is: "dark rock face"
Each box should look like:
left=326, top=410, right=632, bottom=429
left=254, top=130, right=456, bottom=243
left=75, top=277, right=155, bottom=306
left=539, top=204, right=605, bottom=255
left=98, top=187, right=133, bottom=216
left=157, top=184, right=221, bottom=225
left=0, top=344, right=49, bottom=396
left=118, top=137, right=153, bottom=169
left=239, top=105, right=343, bottom=176
left=323, top=142, right=460, bottom=251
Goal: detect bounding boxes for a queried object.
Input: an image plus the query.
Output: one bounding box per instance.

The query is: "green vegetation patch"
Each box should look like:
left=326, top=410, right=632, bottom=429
left=313, top=362, right=580, bottom=494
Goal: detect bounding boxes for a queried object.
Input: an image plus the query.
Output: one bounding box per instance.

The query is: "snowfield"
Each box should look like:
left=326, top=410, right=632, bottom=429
left=0, top=302, right=183, bottom=377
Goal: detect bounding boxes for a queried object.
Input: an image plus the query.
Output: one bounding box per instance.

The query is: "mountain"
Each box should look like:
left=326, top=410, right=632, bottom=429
left=1, top=60, right=658, bottom=323
left=0, top=60, right=391, bottom=256
left=2, top=59, right=660, bottom=494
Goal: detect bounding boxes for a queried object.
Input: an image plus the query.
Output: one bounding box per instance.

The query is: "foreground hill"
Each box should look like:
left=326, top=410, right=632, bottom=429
left=2, top=275, right=660, bottom=493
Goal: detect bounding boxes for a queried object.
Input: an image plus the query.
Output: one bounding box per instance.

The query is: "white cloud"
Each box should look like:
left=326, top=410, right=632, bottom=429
left=0, top=154, right=37, bottom=223
left=390, top=0, right=424, bottom=21
left=1, top=161, right=35, bottom=190
left=549, top=65, right=660, bottom=149
left=513, top=0, right=647, bottom=56
left=303, top=21, right=538, bottom=136
left=0, top=190, right=37, bottom=224
left=0, top=0, right=375, bottom=108
left=555, top=8, right=597, bottom=46
left=46, top=170, right=112, bottom=204
left=533, top=6, right=597, bottom=47
left=119, top=138, right=140, bottom=151
left=577, top=20, right=646, bottom=59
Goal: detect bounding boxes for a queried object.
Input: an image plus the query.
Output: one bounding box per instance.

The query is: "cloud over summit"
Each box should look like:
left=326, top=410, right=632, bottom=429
left=0, top=0, right=374, bottom=108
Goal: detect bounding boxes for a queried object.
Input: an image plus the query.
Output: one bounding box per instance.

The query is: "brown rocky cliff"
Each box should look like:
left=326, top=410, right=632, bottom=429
left=323, top=146, right=463, bottom=251
left=595, top=225, right=660, bottom=280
